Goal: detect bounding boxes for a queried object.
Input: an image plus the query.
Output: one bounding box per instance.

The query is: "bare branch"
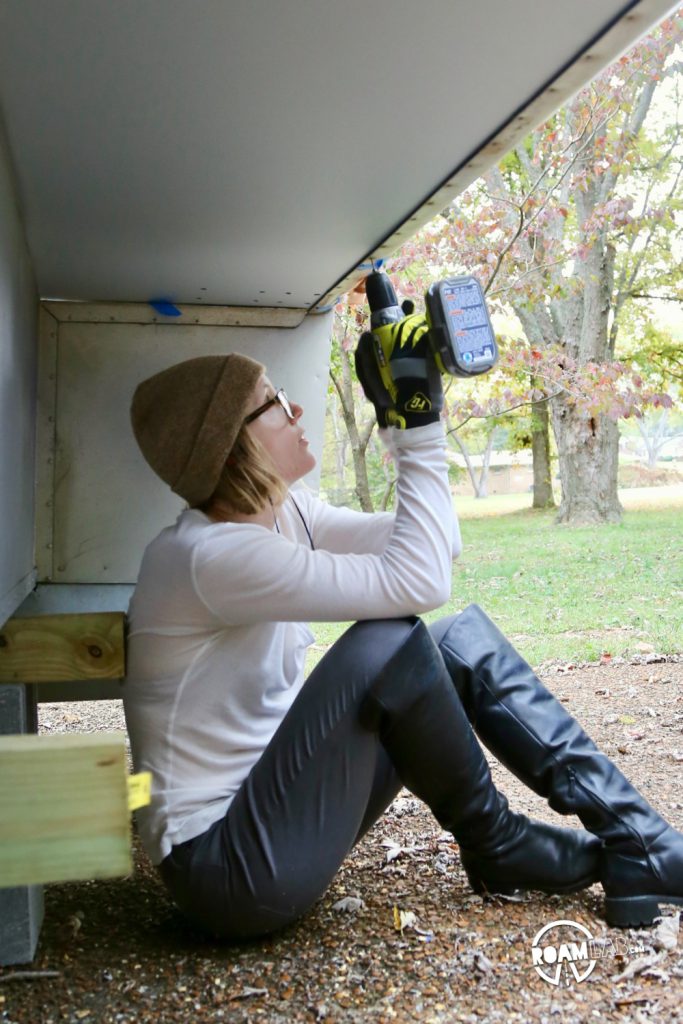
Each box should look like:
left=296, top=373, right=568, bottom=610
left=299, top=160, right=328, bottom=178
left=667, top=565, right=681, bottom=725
left=487, top=259, right=567, bottom=298
left=360, top=415, right=377, bottom=449
left=445, top=390, right=564, bottom=433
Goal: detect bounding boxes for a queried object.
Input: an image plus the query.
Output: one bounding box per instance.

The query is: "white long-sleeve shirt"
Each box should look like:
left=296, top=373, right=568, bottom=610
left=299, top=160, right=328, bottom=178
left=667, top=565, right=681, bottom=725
left=123, top=422, right=461, bottom=864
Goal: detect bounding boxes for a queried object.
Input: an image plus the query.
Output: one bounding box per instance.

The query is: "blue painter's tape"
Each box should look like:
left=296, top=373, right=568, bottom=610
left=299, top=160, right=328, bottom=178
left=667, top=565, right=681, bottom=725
left=149, top=299, right=182, bottom=317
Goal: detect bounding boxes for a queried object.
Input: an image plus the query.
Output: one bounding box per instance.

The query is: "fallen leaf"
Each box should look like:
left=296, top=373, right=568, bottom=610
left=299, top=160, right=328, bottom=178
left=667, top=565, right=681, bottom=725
left=228, top=987, right=269, bottom=1001
left=652, top=913, right=680, bottom=951
left=332, top=897, right=365, bottom=913
left=393, top=906, right=417, bottom=932
left=491, top=891, right=528, bottom=903
left=473, top=951, right=494, bottom=973
left=613, top=952, right=663, bottom=982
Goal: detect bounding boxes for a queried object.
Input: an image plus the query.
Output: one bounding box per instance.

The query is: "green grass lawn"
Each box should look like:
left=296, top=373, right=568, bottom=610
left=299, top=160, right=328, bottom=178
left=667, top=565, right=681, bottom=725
left=308, top=493, right=683, bottom=671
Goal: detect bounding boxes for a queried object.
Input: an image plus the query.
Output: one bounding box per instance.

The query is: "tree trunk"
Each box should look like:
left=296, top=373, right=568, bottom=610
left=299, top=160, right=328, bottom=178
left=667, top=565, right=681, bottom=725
left=449, top=430, right=485, bottom=498
left=350, top=442, right=374, bottom=512
left=448, top=427, right=496, bottom=498
left=636, top=411, right=673, bottom=469
left=551, top=394, right=622, bottom=524
left=477, top=431, right=496, bottom=499
left=531, top=399, right=555, bottom=509
left=334, top=342, right=375, bottom=512
left=327, top=394, right=348, bottom=503
left=545, top=231, right=622, bottom=523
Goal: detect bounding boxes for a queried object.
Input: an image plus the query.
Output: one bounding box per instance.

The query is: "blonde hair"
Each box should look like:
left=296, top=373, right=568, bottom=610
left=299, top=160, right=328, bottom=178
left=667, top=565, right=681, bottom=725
left=197, top=425, right=288, bottom=517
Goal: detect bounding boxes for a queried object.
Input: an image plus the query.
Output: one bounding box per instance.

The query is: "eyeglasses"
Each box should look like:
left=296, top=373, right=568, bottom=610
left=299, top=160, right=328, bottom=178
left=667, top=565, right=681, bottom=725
left=243, top=388, right=296, bottom=424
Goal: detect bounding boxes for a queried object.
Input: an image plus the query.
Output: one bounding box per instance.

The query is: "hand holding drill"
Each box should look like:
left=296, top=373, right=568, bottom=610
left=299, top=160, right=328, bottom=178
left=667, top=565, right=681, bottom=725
left=355, top=270, right=498, bottom=430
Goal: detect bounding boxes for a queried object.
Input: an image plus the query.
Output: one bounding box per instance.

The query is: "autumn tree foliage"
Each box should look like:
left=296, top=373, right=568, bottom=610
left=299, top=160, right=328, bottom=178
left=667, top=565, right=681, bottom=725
left=392, top=12, right=682, bottom=523
left=330, top=10, right=682, bottom=522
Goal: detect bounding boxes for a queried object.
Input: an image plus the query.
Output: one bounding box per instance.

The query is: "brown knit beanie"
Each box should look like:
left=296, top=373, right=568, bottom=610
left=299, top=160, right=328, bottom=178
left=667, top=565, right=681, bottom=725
left=130, top=353, right=265, bottom=505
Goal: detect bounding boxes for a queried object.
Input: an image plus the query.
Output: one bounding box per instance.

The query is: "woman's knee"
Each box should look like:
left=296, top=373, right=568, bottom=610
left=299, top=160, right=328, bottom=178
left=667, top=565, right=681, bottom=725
left=357, top=616, right=451, bottom=728
left=305, top=617, right=447, bottom=733
left=428, top=611, right=465, bottom=648
left=318, top=616, right=422, bottom=688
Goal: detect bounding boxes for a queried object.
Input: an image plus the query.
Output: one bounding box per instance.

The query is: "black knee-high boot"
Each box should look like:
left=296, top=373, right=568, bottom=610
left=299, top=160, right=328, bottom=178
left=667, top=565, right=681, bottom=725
left=360, top=618, right=600, bottom=897
left=434, top=604, right=683, bottom=927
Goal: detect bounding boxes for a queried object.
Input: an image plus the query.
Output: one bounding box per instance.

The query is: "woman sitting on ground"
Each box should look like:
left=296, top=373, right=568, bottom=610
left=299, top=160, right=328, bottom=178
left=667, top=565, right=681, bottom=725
left=124, top=344, right=683, bottom=941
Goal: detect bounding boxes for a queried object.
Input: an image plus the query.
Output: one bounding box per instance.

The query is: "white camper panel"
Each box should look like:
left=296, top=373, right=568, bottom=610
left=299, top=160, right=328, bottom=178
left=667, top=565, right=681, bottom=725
left=0, top=130, right=38, bottom=624
left=35, top=309, right=332, bottom=584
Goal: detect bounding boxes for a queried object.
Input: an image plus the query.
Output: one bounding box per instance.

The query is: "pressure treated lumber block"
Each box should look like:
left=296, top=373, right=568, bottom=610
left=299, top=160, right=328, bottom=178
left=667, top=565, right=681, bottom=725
left=0, top=733, right=132, bottom=887
left=0, top=684, right=44, bottom=965
left=0, top=612, right=125, bottom=683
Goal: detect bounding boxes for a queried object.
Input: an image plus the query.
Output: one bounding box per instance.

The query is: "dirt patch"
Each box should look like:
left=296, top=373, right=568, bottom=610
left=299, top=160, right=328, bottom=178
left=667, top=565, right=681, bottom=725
left=618, top=464, right=683, bottom=489
left=2, top=657, right=683, bottom=1024
left=509, top=627, right=639, bottom=645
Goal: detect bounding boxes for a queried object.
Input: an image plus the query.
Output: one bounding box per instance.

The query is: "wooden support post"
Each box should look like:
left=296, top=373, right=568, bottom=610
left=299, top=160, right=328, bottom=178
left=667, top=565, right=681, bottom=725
left=0, top=612, right=125, bottom=683
left=0, top=612, right=130, bottom=963
left=0, top=733, right=132, bottom=888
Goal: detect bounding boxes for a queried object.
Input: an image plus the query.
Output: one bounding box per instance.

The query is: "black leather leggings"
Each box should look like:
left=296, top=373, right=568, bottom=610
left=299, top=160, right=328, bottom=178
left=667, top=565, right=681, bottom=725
left=158, top=615, right=456, bottom=940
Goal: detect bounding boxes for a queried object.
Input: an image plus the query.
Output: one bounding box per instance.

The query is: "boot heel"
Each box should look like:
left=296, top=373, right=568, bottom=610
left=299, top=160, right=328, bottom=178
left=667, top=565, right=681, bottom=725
left=605, top=894, right=662, bottom=928
left=605, top=892, right=683, bottom=928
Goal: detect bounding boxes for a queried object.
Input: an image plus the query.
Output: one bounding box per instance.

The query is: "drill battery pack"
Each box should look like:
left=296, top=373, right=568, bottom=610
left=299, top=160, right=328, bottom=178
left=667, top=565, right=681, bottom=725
left=425, top=276, right=498, bottom=377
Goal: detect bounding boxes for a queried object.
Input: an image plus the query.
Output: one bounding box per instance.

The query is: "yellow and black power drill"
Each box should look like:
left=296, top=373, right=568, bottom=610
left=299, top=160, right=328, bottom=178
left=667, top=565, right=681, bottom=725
left=355, top=271, right=498, bottom=429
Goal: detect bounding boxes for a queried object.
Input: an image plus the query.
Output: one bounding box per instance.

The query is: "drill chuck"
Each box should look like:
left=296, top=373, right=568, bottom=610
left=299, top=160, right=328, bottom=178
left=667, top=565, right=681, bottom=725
left=365, top=271, right=405, bottom=329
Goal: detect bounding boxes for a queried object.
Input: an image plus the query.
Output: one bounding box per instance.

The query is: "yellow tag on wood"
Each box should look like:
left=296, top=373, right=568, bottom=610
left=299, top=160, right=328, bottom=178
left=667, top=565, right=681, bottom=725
left=127, top=772, right=152, bottom=811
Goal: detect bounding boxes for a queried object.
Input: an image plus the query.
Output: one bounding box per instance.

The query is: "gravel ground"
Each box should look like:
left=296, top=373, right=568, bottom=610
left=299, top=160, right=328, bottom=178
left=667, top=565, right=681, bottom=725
left=1, top=654, right=682, bottom=1024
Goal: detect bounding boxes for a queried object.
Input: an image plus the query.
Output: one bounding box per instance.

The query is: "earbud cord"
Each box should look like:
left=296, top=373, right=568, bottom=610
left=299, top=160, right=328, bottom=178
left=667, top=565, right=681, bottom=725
left=269, top=494, right=315, bottom=550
